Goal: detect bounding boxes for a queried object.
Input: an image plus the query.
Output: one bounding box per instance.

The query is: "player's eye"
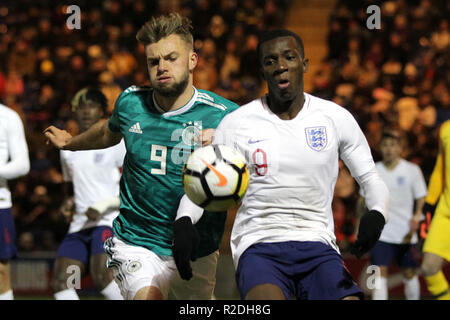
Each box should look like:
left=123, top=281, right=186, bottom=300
left=148, top=59, right=158, bottom=66
left=166, top=55, right=178, bottom=62
left=264, top=59, right=275, bottom=66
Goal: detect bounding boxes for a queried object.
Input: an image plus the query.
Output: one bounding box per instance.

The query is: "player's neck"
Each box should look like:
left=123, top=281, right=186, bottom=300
left=383, top=158, right=400, bottom=170
left=268, top=92, right=305, bottom=120
left=154, top=84, right=194, bottom=112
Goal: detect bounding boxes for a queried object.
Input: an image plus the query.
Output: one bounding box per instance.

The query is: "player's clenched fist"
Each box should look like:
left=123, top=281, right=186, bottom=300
left=351, top=210, right=385, bottom=258
left=44, top=125, right=72, bottom=149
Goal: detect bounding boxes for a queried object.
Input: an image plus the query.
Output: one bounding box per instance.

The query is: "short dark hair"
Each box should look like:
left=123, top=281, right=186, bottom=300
left=71, top=87, right=108, bottom=112
left=381, top=128, right=403, bottom=142
left=257, top=29, right=305, bottom=62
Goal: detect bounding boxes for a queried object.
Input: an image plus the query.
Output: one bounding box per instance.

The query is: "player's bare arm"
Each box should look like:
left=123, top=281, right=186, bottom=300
left=59, top=196, right=75, bottom=223
left=411, top=196, right=426, bottom=231
left=193, top=128, right=215, bottom=146
left=44, top=119, right=122, bottom=151
left=85, top=196, right=121, bottom=221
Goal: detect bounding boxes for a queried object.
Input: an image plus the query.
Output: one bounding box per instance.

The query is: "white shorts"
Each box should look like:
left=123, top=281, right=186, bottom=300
left=104, top=236, right=218, bottom=300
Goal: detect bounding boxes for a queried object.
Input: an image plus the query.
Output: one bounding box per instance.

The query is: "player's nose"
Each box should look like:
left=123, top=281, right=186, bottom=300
left=274, top=60, right=288, bottom=75
left=157, top=59, right=168, bottom=72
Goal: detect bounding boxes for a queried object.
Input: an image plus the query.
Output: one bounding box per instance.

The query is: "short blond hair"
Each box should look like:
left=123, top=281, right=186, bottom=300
left=136, top=13, right=194, bottom=48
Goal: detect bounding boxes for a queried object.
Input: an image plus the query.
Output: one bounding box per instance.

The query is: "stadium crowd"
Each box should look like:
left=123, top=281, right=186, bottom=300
left=0, top=0, right=449, bottom=256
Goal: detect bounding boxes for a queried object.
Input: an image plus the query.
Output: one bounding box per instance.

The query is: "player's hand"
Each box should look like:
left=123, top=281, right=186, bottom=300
left=351, top=210, right=385, bottom=258
left=194, top=129, right=215, bottom=146
left=418, top=203, right=436, bottom=241
left=85, top=207, right=101, bottom=221
left=172, top=216, right=200, bottom=280
left=60, top=197, right=75, bottom=223
left=409, top=215, right=421, bottom=232
left=44, top=125, right=72, bottom=149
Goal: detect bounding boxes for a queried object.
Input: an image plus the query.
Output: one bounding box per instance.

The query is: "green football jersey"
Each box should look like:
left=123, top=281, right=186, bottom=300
left=108, top=85, right=239, bottom=257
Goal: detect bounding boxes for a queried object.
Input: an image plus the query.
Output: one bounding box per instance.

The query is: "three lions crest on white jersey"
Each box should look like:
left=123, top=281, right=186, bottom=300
left=305, top=127, right=327, bottom=152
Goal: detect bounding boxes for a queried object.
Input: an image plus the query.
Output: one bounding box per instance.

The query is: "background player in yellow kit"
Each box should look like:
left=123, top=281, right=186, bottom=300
left=420, top=119, right=450, bottom=300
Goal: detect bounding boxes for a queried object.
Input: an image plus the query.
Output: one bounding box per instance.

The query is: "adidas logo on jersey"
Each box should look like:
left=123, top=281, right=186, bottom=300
left=129, top=122, right=143, bottom=134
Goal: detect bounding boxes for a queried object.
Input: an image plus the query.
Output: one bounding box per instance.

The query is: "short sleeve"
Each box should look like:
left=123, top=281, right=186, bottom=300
left=108, top=91, right=125, bottom=132
left=114, top=139, right=126, bottom=167
left=59, top=150, right=72, bottom=182
left=412, top=164, right=427, bottom=199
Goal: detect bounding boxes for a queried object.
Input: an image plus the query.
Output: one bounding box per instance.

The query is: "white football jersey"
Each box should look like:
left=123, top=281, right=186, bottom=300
left=213, top=93, right=389, bottom=268
left=0, top=104, right=30, bottom=209
left=60, top=140, right=126, bottom=233
left=373, top=159, right=427, bottom=244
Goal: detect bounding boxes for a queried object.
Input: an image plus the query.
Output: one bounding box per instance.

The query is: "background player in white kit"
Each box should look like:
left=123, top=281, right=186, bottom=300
left=52, top=88, right=125, bottom=300
left=358, top=129, right=426, bottom=300
left=175, top=29, right=390, bottom=300
left=0, top=104, right=30, bottom=300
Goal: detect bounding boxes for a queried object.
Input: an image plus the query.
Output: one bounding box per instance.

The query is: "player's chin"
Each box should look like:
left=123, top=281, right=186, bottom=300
left=276, top=89, right=297, bottom=101
left=154, top=85, right=178, bottom=97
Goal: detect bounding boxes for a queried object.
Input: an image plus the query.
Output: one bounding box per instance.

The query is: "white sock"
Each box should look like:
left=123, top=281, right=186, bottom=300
left=404, top=276, right=420, bottom=300
left=54, top=288, right=80, bottom=300
left=372, top=276, right=388, bottom=300
left=101, top=280, right=123, bottom=300
left=0, top=289, right=14, bottom=300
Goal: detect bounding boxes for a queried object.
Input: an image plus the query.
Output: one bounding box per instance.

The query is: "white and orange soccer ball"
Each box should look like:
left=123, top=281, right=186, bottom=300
left=182, top=144, right=249, bottom=212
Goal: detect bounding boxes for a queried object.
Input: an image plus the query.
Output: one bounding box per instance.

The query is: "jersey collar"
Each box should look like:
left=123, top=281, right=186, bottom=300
left=261, top=92, right=310, bottom=121
left=152, top=87, right=198, bottom=117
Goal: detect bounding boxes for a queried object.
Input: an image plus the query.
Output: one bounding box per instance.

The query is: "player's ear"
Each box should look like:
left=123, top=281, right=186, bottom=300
left=189, top=51, right=198, bottom=72
left=302, top=58, right=309, bottom=73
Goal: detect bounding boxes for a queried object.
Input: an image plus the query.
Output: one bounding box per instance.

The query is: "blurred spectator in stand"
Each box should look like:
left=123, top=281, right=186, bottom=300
left=208, top=15, right=228, bottom=53
left=17, top=232, right=35, bottom=252
left=16, top=185, right=52, bottom=242
left=239, top=33, right=261, bottom=102
left=107, top=48, right=137, bottom=89
left=98, top=71, right=122, bottom=116
left=218, top=39, right=241, bottom=87
left=8, top=40, right=36, bottom=77
left=192, top=0, right=214, bottom=35
left=193, top=55, right=218, bottom=92
left=395, top=96, right=420, bottom=132
left=431, top=19, right=449, bottom=54
left=235, top=0, right=263, bottom=26
left=217, top=0, right=238, bottom=26
left=263, top=0, right=283, bottom=29
left=327, top=19, right=347, bottom=61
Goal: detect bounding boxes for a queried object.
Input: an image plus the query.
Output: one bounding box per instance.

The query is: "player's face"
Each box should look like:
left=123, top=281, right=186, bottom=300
left=75, top=100, right=104, bottom=132
left=380, top=138, right=402, bottom=163
left=145, top=34, right=197, bottom=97
left=260, top=36, right=308, bottom=102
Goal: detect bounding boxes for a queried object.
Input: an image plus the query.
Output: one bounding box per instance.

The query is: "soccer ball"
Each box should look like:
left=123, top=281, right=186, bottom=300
left=182, top=144, right=249, bottom=212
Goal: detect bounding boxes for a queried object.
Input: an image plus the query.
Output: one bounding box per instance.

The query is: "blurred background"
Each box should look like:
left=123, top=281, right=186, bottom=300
left=0, top=0, right=449, bottom=299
